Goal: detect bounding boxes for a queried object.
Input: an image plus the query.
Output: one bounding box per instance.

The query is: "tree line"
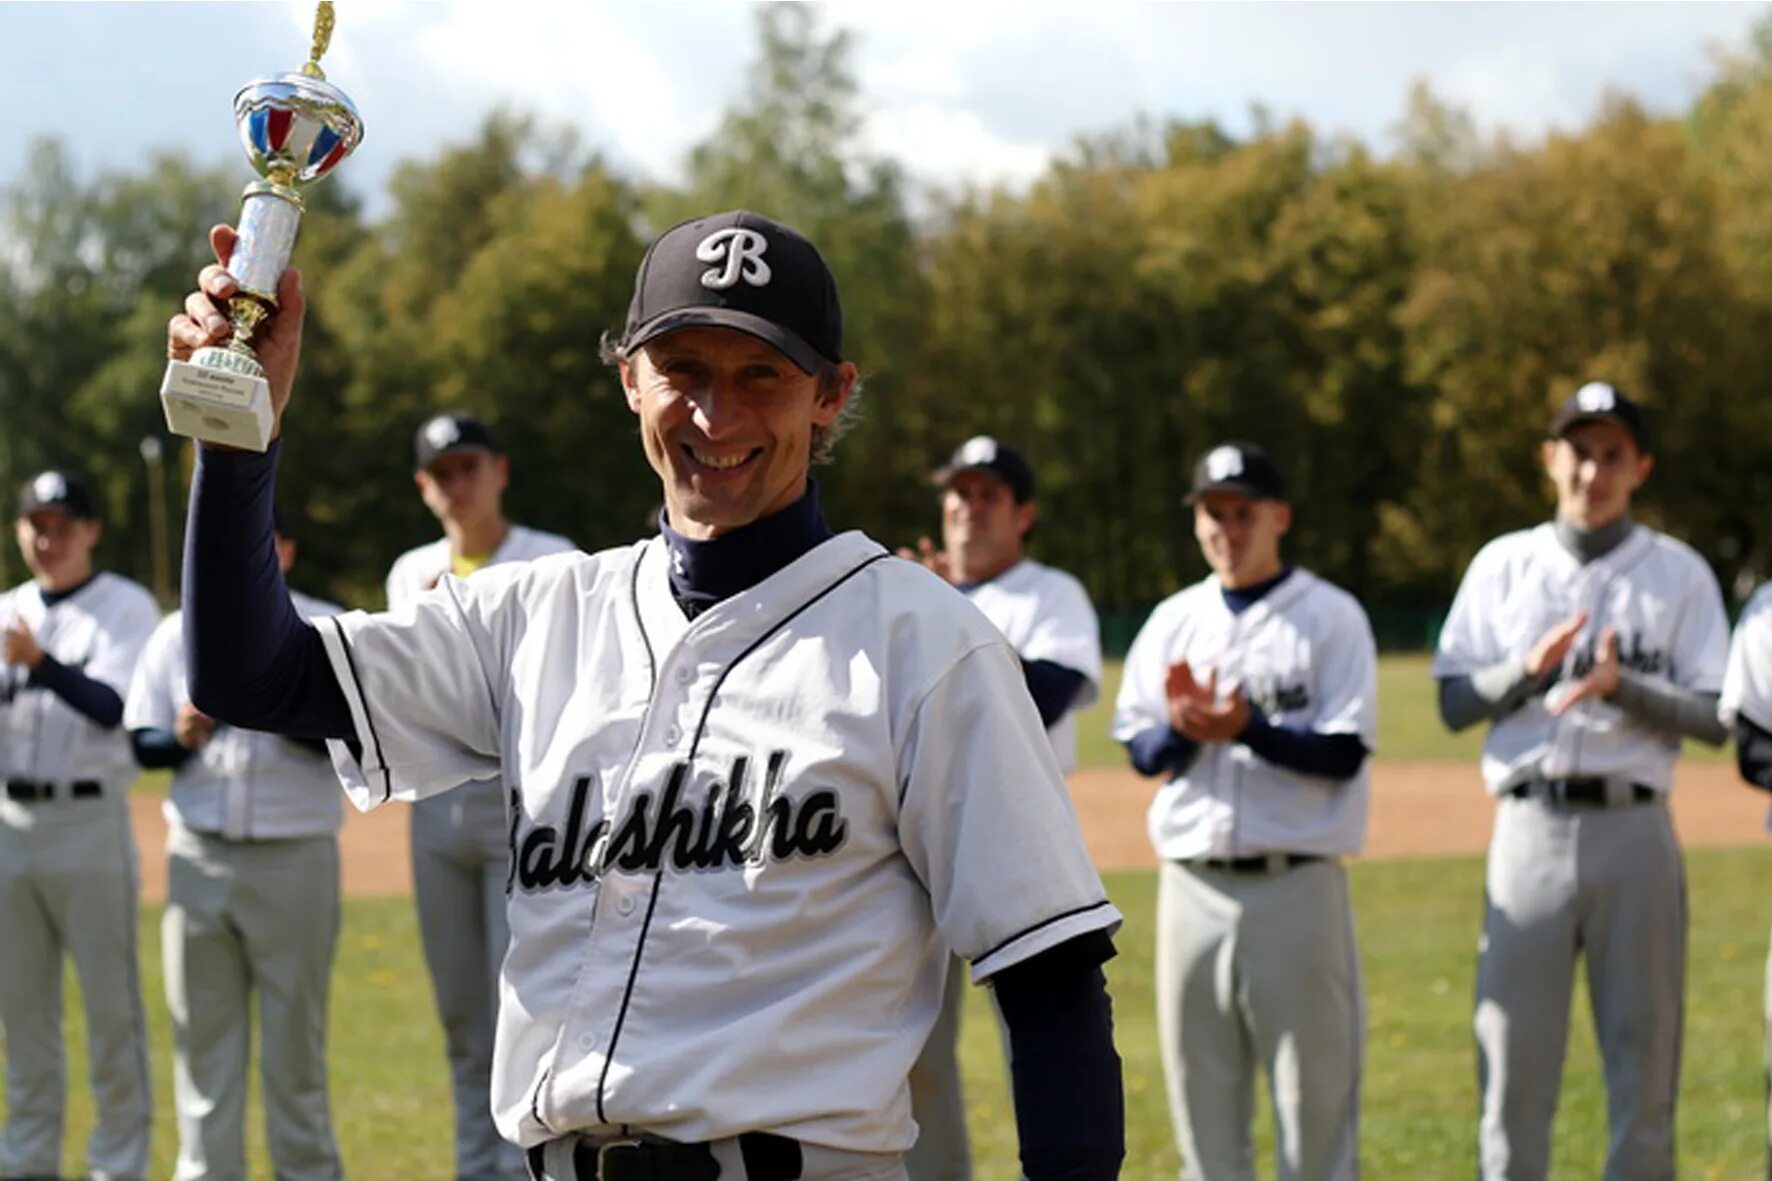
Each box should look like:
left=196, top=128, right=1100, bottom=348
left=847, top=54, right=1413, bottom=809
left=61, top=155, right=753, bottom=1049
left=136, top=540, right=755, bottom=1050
left=5, top=6, right=1772, bottom=644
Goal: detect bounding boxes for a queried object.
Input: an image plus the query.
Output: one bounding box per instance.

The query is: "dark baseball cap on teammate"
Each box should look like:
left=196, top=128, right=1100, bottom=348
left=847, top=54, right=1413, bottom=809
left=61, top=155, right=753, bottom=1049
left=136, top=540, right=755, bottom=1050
left=1547, top=381, right=1651, bottom=453
left=414, top=412, right=499, bottom=471
left=620, top=210, right=844, bottom=374
left=933, top=435, right=1036, bottom=503
left=1184, top=441, right=1287, bottom=503
left=16, top=470, right=98, bottom=521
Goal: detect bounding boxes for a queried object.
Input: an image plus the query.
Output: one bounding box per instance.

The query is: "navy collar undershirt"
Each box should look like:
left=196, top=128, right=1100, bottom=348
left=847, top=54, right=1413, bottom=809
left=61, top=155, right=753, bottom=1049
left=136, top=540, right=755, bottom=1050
left=658, top=480, right=834, bottom=619
left=1553, top=513, right=1635, bottom=565
left=1220, top=565, right=1294, bottom=616
left=39, top=571, right=97, bottom=608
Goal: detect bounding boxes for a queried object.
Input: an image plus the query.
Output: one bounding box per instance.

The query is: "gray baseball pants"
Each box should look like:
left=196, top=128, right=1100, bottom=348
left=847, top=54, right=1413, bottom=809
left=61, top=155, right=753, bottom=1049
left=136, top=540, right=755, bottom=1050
left=162, top=821, right=342, bottom=1181
left=1157, top=858, right=1363, bottom=1181
left=1475, top=794, right=1685, bottom=1181
left=905, top=955, right=972, bottom=1181
left=412, top=781, right=524, bottom=1181
left=0, top=793, right=151, bottom=1181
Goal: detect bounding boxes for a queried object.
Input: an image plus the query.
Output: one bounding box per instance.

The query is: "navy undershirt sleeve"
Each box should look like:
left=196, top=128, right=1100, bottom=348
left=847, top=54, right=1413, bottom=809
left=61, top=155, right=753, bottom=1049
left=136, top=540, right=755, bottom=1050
left=130, top=726, right=193, bottom=771
left=185, top=443, right=352, bottom=739
left=1124, top=724, right=1200, bottom=778
left=1236, top=715, right=1368, bottom=780
left=29, top=654, right=124, bottom=729
left=1021, top=659, right=1089, bottom=729
left=993, top=929, right=1125, bottom=1180
left=1736, top=715, right=1772, bottom=793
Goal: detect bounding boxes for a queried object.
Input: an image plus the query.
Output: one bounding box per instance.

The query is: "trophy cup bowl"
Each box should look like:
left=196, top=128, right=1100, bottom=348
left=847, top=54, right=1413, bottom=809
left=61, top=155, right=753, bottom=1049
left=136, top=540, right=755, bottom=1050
left=160, top=27, right=363, bottom=452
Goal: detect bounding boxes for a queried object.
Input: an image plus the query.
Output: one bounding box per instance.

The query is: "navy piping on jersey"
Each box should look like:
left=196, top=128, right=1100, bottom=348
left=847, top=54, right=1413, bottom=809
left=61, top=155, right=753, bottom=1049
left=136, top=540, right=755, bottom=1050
left=593, top=548, right=891, bottom=1124
left=326, top=617, right=394, bottom=806
left=974, top=897, right=1118, bottom=966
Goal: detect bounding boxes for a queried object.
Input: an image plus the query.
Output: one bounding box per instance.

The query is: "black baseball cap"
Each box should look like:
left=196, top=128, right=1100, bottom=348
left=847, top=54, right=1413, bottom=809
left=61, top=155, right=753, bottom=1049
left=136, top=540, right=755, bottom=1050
left=414, top=412, right=499, bottom=471
left=16, top=470, right=97, bottom=521
left=1547, top=381, right=1651, bottom=452
left=620, top=210, right=843, bottom=375
left=1186, top=441, right=1287, bottom=503
left=933, top=436, right=1036, bottom=503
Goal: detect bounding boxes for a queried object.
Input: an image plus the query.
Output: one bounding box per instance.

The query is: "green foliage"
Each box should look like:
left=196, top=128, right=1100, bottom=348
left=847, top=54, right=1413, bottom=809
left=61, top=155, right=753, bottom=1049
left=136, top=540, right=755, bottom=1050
left=4, top=14, right=1772, bottom=610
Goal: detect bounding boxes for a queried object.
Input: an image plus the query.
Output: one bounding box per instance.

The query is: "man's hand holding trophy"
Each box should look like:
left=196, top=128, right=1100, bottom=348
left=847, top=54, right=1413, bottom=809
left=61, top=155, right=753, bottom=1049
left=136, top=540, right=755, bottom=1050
left=162, top=1, right=362, bottom=451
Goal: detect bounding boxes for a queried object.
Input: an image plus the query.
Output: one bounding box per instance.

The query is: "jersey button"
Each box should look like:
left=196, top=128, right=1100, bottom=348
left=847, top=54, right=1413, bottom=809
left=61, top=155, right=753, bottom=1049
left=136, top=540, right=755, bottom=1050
left=675, top=666, right=692, bottom=684
left=579, top=1034, right=595, bottom=1050
left=616, top=894, right=637, bottom=917
left=664, top=725, right=682, bottom=747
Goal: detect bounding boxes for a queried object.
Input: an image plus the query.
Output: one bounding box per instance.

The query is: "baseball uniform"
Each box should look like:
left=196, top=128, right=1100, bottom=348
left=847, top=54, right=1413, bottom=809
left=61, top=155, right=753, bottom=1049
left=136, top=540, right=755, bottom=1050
left=388, top=523, right=575, bottom=1181
left=1435, top=519, right=1730, bottom=1180
left=1718, top=581, right=1772, bottom=1171
left=124, top=590, right=346, bottom=1181
left=177, top=207, right=1127, bottom=1181
left=0, top=569, right=159, bottom=1180
left=1114, top=565, right=1375, bottom=1181
left=906, top=551, right=1102, bottom=1181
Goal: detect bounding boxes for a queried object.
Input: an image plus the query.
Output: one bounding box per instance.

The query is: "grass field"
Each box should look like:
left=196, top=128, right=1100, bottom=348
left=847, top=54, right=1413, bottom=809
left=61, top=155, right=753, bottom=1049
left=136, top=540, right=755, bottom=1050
left=9, top=850, right=1770, bottom=1179
left=1073, top=655, right=1729, bottom=771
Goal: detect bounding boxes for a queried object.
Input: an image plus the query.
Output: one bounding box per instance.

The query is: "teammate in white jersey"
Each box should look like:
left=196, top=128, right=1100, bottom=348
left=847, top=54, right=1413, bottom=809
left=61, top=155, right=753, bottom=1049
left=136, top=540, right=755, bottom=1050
left=1720, top=580, right=1772, bottom=1171
left=1113, top=441, right=1375, bottom=1181
left=392, top=411, right=576, bottom=1181
left=1, top=470, right=160, bottom=1181
left=124, top=512, right=346, bottom=1181
left=898, top=434, right=1102, bottom=1181
left=167, top=210, right=1125, bottom=1181
left=1434, top=383, right=1730, bottom=1181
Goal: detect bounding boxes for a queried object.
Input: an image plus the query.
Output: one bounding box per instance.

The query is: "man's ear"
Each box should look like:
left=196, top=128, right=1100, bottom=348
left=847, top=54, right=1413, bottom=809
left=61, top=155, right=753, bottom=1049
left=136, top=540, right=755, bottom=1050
left=620, top=359, right=642, bottom=414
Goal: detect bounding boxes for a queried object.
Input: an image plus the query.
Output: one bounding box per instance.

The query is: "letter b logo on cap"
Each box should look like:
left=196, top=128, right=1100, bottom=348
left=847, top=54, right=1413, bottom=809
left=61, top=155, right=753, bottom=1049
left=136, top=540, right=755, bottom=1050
left=1206, top=446, right=1245, bottom=481
left=697, top=228, right=772, bottom=291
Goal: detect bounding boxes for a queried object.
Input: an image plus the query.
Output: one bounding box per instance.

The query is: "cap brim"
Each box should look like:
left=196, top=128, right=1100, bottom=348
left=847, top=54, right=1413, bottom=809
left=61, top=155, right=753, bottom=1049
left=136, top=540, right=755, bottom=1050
left=1184, top=480, right=1281, bottom=505
left=417, top=441, right=497, bottom=470
left=1548, top=410, right=1648, bottom=449
left=625, top=307, right=826, bottom=375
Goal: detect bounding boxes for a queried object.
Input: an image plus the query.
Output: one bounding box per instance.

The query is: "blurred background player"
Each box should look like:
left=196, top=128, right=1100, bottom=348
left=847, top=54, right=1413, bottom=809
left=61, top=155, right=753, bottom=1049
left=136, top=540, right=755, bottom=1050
left=124, top=510, right=346, bottom=1181
left=390, top=412, right=576, bottom=1181
left=1717, top=578, right=1772, bottom=1170
left=0, top=470, right=160, bottom=1181
left=1434, top=383, right=1730, bottom=1180
left=898, top=435, right=1103, bottom=1180
left=1112, top=441, right=1374, bottom=1181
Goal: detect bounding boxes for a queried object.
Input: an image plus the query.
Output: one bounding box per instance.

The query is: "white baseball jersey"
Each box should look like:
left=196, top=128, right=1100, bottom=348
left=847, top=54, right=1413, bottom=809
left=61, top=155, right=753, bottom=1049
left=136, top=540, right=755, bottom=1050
left=386, top=524, right=577, bottom=611
left=0, top=573, right=159, bottom=787
left=124, top=590, right=345, bottom=840
left=314, top=532, right=1119, bottom=1152
left=1720, top=581, right=1772, bottom=830
left=1111, top=568, right=1377, bottom=860
left=1434, top=523, right=1730, bottom=795
left=963, top=558, right=1102, bottom=773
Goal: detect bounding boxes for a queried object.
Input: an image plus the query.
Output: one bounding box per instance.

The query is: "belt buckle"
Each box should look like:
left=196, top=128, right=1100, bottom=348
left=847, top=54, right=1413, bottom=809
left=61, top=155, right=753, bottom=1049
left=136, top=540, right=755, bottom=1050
left=596, top=1138, right=644, bottom=1181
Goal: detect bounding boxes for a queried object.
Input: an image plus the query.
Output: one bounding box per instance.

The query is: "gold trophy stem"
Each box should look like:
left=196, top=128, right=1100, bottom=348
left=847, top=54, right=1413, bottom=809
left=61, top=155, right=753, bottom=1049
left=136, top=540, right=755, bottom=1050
left=300, top=2, right=335, bottom=80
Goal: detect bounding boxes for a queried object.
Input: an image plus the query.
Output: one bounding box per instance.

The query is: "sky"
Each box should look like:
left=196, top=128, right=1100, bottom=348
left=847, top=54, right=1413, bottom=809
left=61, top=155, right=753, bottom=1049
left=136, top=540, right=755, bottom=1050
left=0, top=1, right=1763, bottom=219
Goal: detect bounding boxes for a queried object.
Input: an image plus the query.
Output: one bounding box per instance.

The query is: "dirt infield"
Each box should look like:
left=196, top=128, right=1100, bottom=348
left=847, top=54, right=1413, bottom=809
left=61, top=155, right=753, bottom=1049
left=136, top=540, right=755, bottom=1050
left=128, top=761, right=1769, bottom=903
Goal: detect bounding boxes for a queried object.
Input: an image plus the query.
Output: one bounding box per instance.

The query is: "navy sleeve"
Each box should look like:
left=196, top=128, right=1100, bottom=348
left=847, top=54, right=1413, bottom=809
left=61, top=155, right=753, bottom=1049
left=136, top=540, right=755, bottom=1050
left=1236, top=715, right=1368, bottom=780
left=1021, top=659, right=1090, bottom=729
left=185, top=443, right=353, bottom=739
left=29, top=654, right=124, bottom=729
left=1123, top=724, right=1200, bottom=778
left=993, top=930, right=1125, bottom=1181
left=130, top=726, right=194, bottom=771
left=1736, top=715, right=1772, bottom=793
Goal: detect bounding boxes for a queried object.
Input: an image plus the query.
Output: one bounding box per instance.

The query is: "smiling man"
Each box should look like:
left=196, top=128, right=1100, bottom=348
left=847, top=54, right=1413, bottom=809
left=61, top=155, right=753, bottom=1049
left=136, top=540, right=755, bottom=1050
left=1434, top=382, right=1731, bottom=1181
left=1111, top=441, right=1375, bottom=1181
left=166, top=209, right=1124, bottom=1181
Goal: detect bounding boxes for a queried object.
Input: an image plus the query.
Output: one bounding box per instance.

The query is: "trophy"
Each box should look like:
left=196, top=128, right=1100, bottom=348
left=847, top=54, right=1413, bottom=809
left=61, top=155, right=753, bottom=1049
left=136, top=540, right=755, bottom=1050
left=160, top=1, right=363, bottom=451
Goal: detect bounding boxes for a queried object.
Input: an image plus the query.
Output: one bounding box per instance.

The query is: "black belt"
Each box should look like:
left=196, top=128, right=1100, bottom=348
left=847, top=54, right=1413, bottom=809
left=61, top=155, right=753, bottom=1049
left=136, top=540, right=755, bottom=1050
left=527, top=1131, right=802, bottom=1181
left=5, top=778, right=101, bottom=802
left=1186, top=852, right=1323, bottom=875
left=1505, top=778, right=1657, bottom=807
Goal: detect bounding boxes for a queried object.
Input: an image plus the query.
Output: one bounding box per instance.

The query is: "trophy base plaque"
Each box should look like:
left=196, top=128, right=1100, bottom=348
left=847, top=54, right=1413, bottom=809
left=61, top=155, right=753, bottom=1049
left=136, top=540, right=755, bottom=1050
left=161, top=353, right=275, bottom=452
